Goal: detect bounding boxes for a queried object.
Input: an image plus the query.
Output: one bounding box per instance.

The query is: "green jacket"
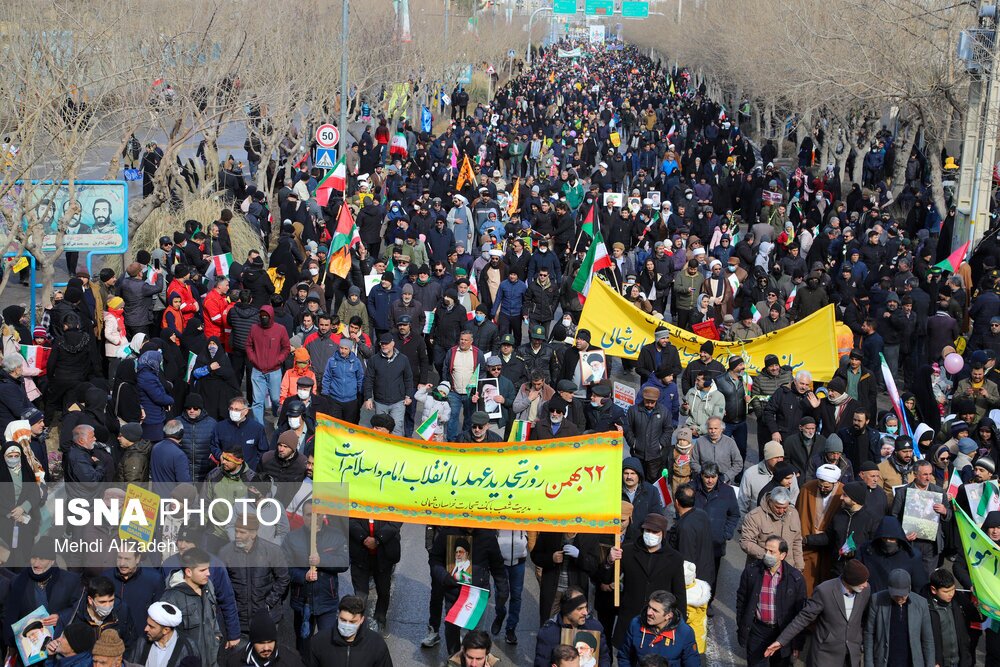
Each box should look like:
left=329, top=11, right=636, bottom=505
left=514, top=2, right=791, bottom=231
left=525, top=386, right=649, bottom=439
left=672, top=270, right=705, bottom=311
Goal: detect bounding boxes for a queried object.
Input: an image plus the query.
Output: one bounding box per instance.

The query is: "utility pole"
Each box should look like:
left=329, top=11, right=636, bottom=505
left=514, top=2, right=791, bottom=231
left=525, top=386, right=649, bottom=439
left=444, top=0, right=450, bottom=42
left=339, top=0, right=349, bottom=151
left=955, top=3, right=1000, bottom=251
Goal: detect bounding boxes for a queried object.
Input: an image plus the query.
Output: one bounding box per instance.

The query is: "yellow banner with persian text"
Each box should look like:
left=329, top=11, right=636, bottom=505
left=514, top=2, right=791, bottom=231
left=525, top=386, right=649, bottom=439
left=578, top=278, right=839, bottom=381
left=312, top=414, right=623, bottom=533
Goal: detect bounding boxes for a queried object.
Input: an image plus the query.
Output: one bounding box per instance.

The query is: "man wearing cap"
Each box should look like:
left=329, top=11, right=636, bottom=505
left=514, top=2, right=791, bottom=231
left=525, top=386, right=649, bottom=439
left=491, top=268, right=528, bottom=347
left=534, top=587, right=611, bottom=667
left=320, top=337, right=365, bottom=425
left=520, top=324, right=560, bottom=385
left=795, top=464, right=844, bottom=594
left=458, top=410, right=504, bottom=444
left=856, top=461, right=889, bottom=515
left=362, top=333, right=413, bottom=437
left=129, top=601, right=196, bottom=667
left=115, top=422, right=151, bottom=483
left=766, top=559, right=872, bottom=666
left=890, top=459, right=950, bottom=575
left=954, top=362, right=1000, bottom=423
left=46, top=622, right=97, bottom=667
left=781, top=416, right=823, bottom=478
left=878, top=435, right=915, bottom=502
left=511, top=372, right=554, bottom=425
left=177, top=395, right=217, bottom=483
left=826, top=480, right=881, bottom=579
left=736, top=535, right=807, bottom=667
left=635, top=326, right=682, bottom=386
left=603, top=512, right=687, bottom=645
left=714, top=356, right=751, bottom=471
left=219, top=512, right=290, bottom=630
left=834, top=349, right=878, bottom=422
left=531, top=396, right=582, bottom=440
left=672, top=259, right=705, bottom=331
left=863, top=568, right=934, bottom=667
left=679, top=341, right=725, bottom=395
left=470, top=357, right=516, bottom=436
left=584, top=384, right=626, bottom=434
left=624, top=386, right=673, bottom=483
left=815, top=377, right=859, bottom=440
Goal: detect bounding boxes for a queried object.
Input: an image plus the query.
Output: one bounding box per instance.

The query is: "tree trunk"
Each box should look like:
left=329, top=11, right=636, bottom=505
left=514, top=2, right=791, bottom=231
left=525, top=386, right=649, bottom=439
left=927, top=140, right=948, bottom=225
left=890, top=119, right=916, bottom=198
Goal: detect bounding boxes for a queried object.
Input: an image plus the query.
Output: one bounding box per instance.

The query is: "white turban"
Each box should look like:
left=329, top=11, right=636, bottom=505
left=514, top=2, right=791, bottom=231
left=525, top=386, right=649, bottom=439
left=148, top=601, right=182, bottom=628
left=815, top=464, right=842, bottom=483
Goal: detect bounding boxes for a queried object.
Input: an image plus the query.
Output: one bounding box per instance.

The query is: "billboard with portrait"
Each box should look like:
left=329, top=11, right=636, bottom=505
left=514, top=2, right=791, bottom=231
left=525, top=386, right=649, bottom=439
left=2, top=180, right=129, bottom=252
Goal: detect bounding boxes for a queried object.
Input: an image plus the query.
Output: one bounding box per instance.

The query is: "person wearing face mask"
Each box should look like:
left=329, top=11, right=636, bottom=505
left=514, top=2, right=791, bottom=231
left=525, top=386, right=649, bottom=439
left=211, top=396, right=268, bottom=471
left=0, top=441, right=39, bottom=561
left=856, top=516, right=928, bottom=596
left=70, top=575, right=136, bottom=650
left=602, top=512, right=686, bottom=646
left=584, top=383, right=625, bottom=433
left=735, top=535, right=807, bottom=667
left=465, top=305, right=499, bottom=355
left=527, top=238, right=562, bottom=284
left=308, top=595, right=391, bottom=667
left=189, top=336, right=241, bottom=422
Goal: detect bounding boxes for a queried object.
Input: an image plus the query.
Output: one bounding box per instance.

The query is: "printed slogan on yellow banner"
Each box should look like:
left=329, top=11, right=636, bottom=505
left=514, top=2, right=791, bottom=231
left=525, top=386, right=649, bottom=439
left=313, top=415, right=622, bottom=533
left=579, top=278, right=839, bottom=380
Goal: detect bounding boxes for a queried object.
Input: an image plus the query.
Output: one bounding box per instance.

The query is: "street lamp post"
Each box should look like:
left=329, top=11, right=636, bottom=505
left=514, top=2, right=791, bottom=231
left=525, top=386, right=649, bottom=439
left=526, top=6, right=552, bottom=65
left=340, top=0, right=349, bottom=149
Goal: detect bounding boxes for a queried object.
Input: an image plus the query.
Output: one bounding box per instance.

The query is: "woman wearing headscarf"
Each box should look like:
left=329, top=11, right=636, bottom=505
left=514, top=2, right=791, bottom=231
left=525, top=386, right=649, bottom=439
left=190, top=336, right=241, bottom=421
left=159, top=324, right=187, bottom=412
left=179, top=316, right=208, bottom=359
left=103, top=296, right=128, bottom=380
left=4, top=420, right=46, bottom=487
left=912, top=364, right=942, bottom=433
left=136, top=348, right=173, bottom=441
left=111, top=333, right=146, bottom=425
left=0, top=441, right=39, bottom=561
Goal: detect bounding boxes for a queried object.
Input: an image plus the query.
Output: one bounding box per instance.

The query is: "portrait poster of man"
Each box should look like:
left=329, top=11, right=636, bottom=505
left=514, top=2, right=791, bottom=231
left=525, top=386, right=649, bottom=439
left=901, top=487, right=941, bottom=541
left=19, top=181, right=129, bottom=252
left=579, top=350, right=607, bottom=387
left=477, top=377, right=502, bottom=420
left=447, top=534, right=473, bottom=584
left=13, top=605, right=51, bottom=666
left=560, top=628, right=600, bottom=667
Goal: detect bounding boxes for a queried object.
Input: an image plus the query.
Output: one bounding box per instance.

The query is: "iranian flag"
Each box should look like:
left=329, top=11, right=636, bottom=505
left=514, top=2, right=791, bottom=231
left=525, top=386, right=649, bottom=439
left=315, top=156, right=347, bottom=207
left=146, top=267, right=160, bottom=286
left=415, top=410, right=438, bottom=441
left=839, top=532, right=856, bottom=556
left=581, top=204, right=596, bottom=238
left=212, top=253, right=233, bottom=277
left=508, top=420, right=531, bottom=442
left=389, top=131, right=408, bottom=158
left=185, top=351, right=198, bottom=382
left=880, top=352, right=914, bottom=448
left=571, top=227, right=612, bottom=304
left=654, top=472, right=672, bottom=507
left=934, top=240, right=971, bottom=274
left=467, top=364, right=480, bottom=393
left=785, top=286, right=797, bottom=310
left=947, top=467, right=963, bottom=499
left=327, top=203, right=362, bottom=278
left=750, top=304, right=761, bottom=323
left=667, top=123, right=676, bottom=141
left=978, top=480, right=998, bottom=518
left=19, top=345, right=49, bottom=371
left=445, top=584, right=490, bottom=630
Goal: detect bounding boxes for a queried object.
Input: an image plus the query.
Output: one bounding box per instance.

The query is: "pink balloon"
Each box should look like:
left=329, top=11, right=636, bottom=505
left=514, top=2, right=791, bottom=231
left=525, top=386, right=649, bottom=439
left=944, top=352, right=964, bottom=375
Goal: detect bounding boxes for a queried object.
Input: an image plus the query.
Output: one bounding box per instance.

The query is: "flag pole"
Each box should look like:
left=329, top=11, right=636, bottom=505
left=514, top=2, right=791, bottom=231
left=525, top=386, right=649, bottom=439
left=613, top=532, right=621, bottom=607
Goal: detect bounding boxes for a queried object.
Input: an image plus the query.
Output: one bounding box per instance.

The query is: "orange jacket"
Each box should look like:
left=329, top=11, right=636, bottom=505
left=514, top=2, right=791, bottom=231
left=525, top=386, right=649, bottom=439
left=280, top=348, right=317, bottom=402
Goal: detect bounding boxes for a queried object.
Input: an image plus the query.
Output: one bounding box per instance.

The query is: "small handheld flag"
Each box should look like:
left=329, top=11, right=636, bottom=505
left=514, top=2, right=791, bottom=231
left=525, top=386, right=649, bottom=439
left=415, top=410, right=438, bottom=441
left=445, top=584, right=490, bottom=630
left=839, top=532, right=856, bottom=556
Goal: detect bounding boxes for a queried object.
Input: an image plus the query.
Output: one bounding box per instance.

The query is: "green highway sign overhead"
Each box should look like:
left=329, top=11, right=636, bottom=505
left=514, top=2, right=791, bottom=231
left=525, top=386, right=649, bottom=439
left=553, top=0, right=577, bottom=16
left=621, top=1, right=649, bottom=18
left=584, top=0, right=614, bottom=16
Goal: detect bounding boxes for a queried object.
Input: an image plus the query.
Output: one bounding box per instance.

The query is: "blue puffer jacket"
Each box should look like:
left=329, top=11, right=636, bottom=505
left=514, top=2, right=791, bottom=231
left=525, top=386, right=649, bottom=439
left=491, top=278, right=528, bottom=318
left=136, top=350, right=173, bottom=441
left=179, top=411, right=218, bottom=482
left=321, top=352, right=365, bottom=403
left=210, top=416, right=269, bottom=470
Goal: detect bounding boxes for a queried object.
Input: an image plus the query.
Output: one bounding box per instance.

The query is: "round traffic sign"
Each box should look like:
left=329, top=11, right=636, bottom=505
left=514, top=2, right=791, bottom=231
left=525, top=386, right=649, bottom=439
left=315, top=123, right=340, bottom=148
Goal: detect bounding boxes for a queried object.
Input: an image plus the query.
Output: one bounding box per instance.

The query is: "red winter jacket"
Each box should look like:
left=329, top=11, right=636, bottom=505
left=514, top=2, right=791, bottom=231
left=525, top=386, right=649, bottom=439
left=246, top=305, right=290, bottom=373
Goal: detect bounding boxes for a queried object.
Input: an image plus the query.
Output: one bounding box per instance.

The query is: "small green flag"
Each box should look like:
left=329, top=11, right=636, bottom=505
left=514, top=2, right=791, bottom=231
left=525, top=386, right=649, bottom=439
left=467, top=364, right=480, bottom=392
left=185, top=351, right=198, bottom=382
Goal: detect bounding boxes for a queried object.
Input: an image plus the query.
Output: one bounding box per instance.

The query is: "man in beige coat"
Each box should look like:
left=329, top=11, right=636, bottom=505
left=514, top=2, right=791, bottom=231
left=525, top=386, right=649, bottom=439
left=740, top=486, right=804, bottom=570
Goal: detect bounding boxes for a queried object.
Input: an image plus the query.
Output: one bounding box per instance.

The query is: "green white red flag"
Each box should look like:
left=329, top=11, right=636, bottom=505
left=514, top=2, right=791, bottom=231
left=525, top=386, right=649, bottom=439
left=445, top=584, right=489, bottom=630
left=315, top=156, right=347, bottom=207
left=571, top=227, right=612, bottom=304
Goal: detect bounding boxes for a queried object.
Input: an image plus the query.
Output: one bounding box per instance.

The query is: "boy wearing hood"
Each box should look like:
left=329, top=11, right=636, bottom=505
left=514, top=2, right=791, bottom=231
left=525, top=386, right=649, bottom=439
left=856, top=516, right=928, bottom=594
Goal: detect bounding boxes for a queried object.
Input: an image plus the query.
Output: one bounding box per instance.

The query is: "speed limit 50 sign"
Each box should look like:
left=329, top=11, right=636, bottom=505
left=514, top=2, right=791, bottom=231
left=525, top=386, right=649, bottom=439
left=315, top=123, right=340, bottom=148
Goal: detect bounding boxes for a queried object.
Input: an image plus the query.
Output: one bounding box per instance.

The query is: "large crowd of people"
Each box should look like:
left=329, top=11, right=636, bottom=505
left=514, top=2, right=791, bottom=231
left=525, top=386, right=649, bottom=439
left=0, top=35, right=999, bottom=667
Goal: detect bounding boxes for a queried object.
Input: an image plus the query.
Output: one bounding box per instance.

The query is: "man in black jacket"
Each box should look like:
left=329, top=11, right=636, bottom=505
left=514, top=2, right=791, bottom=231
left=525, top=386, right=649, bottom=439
left=670, top=484, right=716, bottom=589
left=714, top=356, right=750, bottom=476
left=735, top=535, right=807, bottom=666
left=635, top=326, right=682, bottom=385
left=348, top=519, right=401, bottom=632
left=308, top=596, right=391, bottom=667
left=761, top=370, right=819, bottom=447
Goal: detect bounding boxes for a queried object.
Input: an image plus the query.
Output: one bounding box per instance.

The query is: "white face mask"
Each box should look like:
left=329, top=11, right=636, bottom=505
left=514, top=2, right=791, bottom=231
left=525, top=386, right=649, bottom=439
left=288, top=416, right=302, bottom=429
left=338, top=620, right=360, bottom=638
left=5, top=456, right=19, bottom=469
left=297, top=389, right=311, bottom=400
left=229, top=410, right=243, bottom=423
left=642, top=531, right=662, bottom=548
left=93, top=603, right=114, bottom=619
left=562, top=317, right=572, bottom=327
left=309, top=267, right=319, bottom=276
